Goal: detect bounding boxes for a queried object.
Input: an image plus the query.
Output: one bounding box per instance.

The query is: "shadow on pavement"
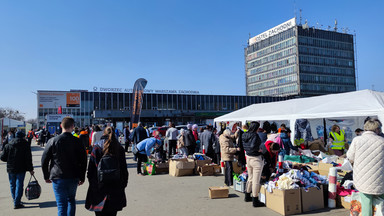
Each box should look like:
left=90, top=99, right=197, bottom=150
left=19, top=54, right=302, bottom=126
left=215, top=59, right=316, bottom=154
left=302, top=208, right=334, bottom=214
left=25, top=200, right=85, bottom=209
left=24, top=201, right=56, bottom=208
left=228, top=194, right=239, bottom=198
left=127, top=163, right=137, bottom=169
left=31, top=146, right=44, bottom=152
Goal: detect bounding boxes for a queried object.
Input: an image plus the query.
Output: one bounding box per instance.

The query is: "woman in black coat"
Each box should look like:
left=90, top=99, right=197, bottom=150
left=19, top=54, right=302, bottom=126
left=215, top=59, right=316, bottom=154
left=85, top=127, right=129, bottom=216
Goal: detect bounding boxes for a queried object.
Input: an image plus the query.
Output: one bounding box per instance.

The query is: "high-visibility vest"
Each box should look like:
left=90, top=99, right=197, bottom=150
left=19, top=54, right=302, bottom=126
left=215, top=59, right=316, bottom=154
left=330, top=130, right=345, bottom=150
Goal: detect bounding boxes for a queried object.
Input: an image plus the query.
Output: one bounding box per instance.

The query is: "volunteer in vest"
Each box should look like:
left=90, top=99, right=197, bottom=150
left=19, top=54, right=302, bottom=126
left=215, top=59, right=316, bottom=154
left=85, top=126, right=128, bottom=216
left=27, top=129, right=35, bottom=146
left=329, top=124, right=348, bottom=156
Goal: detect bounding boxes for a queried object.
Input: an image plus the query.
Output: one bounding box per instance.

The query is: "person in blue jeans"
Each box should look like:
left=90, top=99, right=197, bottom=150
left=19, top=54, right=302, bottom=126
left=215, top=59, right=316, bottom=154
left=1, top=130, right=34, bottom=209
left=42, top=117, right=87, bottom=216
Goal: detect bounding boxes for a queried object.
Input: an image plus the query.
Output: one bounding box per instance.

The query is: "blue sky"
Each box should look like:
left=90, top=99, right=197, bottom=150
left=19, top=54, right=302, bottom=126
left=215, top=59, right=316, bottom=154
left=0, top=0, right=383, bottom=119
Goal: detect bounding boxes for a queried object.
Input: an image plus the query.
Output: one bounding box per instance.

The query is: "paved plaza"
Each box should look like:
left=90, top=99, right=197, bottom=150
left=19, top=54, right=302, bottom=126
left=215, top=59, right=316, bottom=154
left=0, top=141, right=349, bottom=216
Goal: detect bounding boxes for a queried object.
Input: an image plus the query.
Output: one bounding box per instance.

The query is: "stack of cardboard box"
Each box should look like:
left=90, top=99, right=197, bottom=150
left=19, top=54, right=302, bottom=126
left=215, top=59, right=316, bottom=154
left=169, top=158, right=195, bottom=177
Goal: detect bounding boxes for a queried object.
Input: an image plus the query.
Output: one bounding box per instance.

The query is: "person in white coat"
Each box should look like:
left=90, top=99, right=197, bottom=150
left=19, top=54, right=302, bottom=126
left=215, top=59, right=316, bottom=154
left=347, top=119, right=384, bottom=216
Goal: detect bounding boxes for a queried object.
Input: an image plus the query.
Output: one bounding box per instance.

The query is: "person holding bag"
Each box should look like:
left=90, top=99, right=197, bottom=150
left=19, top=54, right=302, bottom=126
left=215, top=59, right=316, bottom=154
left=134, top=137, right=162, bottom=176
left=1, top=130, right=34, bottom=209
left=85, top=127, right=129, bottom=216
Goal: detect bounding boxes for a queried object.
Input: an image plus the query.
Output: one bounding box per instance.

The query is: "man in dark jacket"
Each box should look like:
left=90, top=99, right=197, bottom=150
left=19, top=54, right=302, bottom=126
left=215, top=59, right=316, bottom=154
left=123, top=126, right=131, bottom=152
left=41, top=117, right=87, bottom=216
left=184, top=124, right=196, bottom=155
left=200, top=125, right=215, bottom=159
left=131, top=122, right=148, bottom=161
left=1, top=130, right=34, bottom=209
left=131, top=122, right=148, bottom=144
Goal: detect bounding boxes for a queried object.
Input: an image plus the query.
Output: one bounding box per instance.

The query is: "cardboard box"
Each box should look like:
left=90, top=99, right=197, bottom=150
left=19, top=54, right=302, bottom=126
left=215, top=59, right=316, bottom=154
left=301, top=186, right=324, bottom=212
left=169, top=158, right=195, bottom=177
left=233, top=177, right=246, bottom=193
left=318, top=162, right=334, bottom=176
left=155, top=162, right=169, bottom=174
left=266, top=188, right=302, bottom=216
left=156, top=162, right=169, bottom=169
left=199, top=165, right=214, bottom=176
left=212, top=164, right=221, bottom=174
left=195, top=159, right=212, bottom=168
left=209, top=187, right=229, bottom=199
left=232, top=161, right=243, bottom=174
left=259, top=185, right=266, bottom=204
left=336, top=195, right=351, bottom=209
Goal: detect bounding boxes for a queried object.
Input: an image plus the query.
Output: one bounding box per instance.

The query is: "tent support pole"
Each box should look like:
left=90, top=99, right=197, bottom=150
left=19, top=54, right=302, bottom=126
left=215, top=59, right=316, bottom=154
left=323, top=118, right=327, bottom=147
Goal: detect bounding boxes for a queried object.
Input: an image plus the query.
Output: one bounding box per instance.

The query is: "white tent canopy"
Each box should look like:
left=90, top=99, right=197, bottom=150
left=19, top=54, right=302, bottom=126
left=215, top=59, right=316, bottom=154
left=214, top=90, right=384, bottom=141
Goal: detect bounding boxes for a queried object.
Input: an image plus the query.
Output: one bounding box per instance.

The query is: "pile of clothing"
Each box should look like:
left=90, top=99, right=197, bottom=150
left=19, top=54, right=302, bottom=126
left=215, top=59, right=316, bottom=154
left=234, top=171, right=248, bottom=182
left=265, top=169, right=327, bottom=192
left=193, top=153, right=211, bottom=161
left=171, top=154, right=187, bottom=159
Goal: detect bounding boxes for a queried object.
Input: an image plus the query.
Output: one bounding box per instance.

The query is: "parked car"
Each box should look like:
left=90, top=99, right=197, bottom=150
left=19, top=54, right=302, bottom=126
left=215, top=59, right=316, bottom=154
left=176, top=125, right=187, bottom=131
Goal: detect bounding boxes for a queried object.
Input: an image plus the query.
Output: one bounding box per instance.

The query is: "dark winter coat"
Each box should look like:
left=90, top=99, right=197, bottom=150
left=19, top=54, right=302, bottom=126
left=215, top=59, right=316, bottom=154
left=200, top=130, right=215, bottom=155
left=41, top=132, right=87, bottom=181
left=79, top=132, right=90, bottom=149
left=242, top=131, right=262, bottom=157
left=0, top=138, right=33, bottom=173
left=236, top=130, right=247, bottom=168
left=280, top=132, right=298, bottom=155
left=85, top=136, right=128, bottom=212
left=184, top=129, right=196, bottom=147
left=131, top=126, right=148, bottom=144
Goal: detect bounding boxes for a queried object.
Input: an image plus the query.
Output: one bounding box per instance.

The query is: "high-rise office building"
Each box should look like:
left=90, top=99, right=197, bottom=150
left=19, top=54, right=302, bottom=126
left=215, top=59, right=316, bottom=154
left=245, top=18, right=356, bottom=97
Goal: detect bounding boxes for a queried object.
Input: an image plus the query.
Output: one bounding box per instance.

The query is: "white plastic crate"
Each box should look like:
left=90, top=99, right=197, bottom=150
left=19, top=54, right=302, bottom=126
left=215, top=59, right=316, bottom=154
left=233, top=177, right=246, bottom=193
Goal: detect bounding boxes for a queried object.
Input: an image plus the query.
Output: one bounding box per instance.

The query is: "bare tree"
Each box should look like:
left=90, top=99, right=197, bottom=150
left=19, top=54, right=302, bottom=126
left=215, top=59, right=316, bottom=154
left=0, top=107, right=25, bottom=121
left=26, top=118, right=37, bottom=124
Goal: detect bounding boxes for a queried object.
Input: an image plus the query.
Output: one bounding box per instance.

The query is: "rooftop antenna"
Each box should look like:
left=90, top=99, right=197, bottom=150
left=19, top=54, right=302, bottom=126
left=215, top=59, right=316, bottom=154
left=316, top=22, right=319, bottom=29
left=334, top=19, right=338, bottom=32
left=294, top=0, right=297, bottom=19
left=303, top=19, right=308, bottom=29
left=299, top=9, right=302, bottom=25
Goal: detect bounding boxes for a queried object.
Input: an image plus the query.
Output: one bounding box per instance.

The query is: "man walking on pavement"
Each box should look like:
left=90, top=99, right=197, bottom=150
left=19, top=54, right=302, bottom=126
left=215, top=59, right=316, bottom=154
left=1, top=130, right=34, bottom=209
left=41, top=117, right=87, bottom=216
left=27, top=128, right=35, bottom=147
left=165, top=123, right=179, bottom=159
left=123, top=125, right=131, bottom=152
left=131, top=122, right=148, bottom=161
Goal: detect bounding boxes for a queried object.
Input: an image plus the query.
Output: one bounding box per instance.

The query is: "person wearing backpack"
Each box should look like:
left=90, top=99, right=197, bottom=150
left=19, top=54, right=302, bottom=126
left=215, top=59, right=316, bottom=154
left=85, top=126, right=128, bottom=216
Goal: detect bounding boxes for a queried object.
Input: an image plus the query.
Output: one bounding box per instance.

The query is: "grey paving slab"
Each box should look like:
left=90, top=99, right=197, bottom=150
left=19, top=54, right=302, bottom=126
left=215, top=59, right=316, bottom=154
left=0, top=140, right=349, bottom=216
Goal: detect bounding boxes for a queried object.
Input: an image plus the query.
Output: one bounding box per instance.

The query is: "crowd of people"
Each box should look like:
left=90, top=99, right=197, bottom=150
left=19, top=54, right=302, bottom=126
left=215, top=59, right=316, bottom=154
left=0, top=117, right=383, bottom=215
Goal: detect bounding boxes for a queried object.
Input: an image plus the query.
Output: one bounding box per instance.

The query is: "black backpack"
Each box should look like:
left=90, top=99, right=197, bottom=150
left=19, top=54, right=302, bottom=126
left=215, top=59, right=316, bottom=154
left=97, top=154, right=120, bottom=184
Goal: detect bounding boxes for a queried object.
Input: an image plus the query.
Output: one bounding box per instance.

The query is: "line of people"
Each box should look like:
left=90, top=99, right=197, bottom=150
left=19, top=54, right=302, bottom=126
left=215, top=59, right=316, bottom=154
left=1, top=117, right=129, bottom=216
